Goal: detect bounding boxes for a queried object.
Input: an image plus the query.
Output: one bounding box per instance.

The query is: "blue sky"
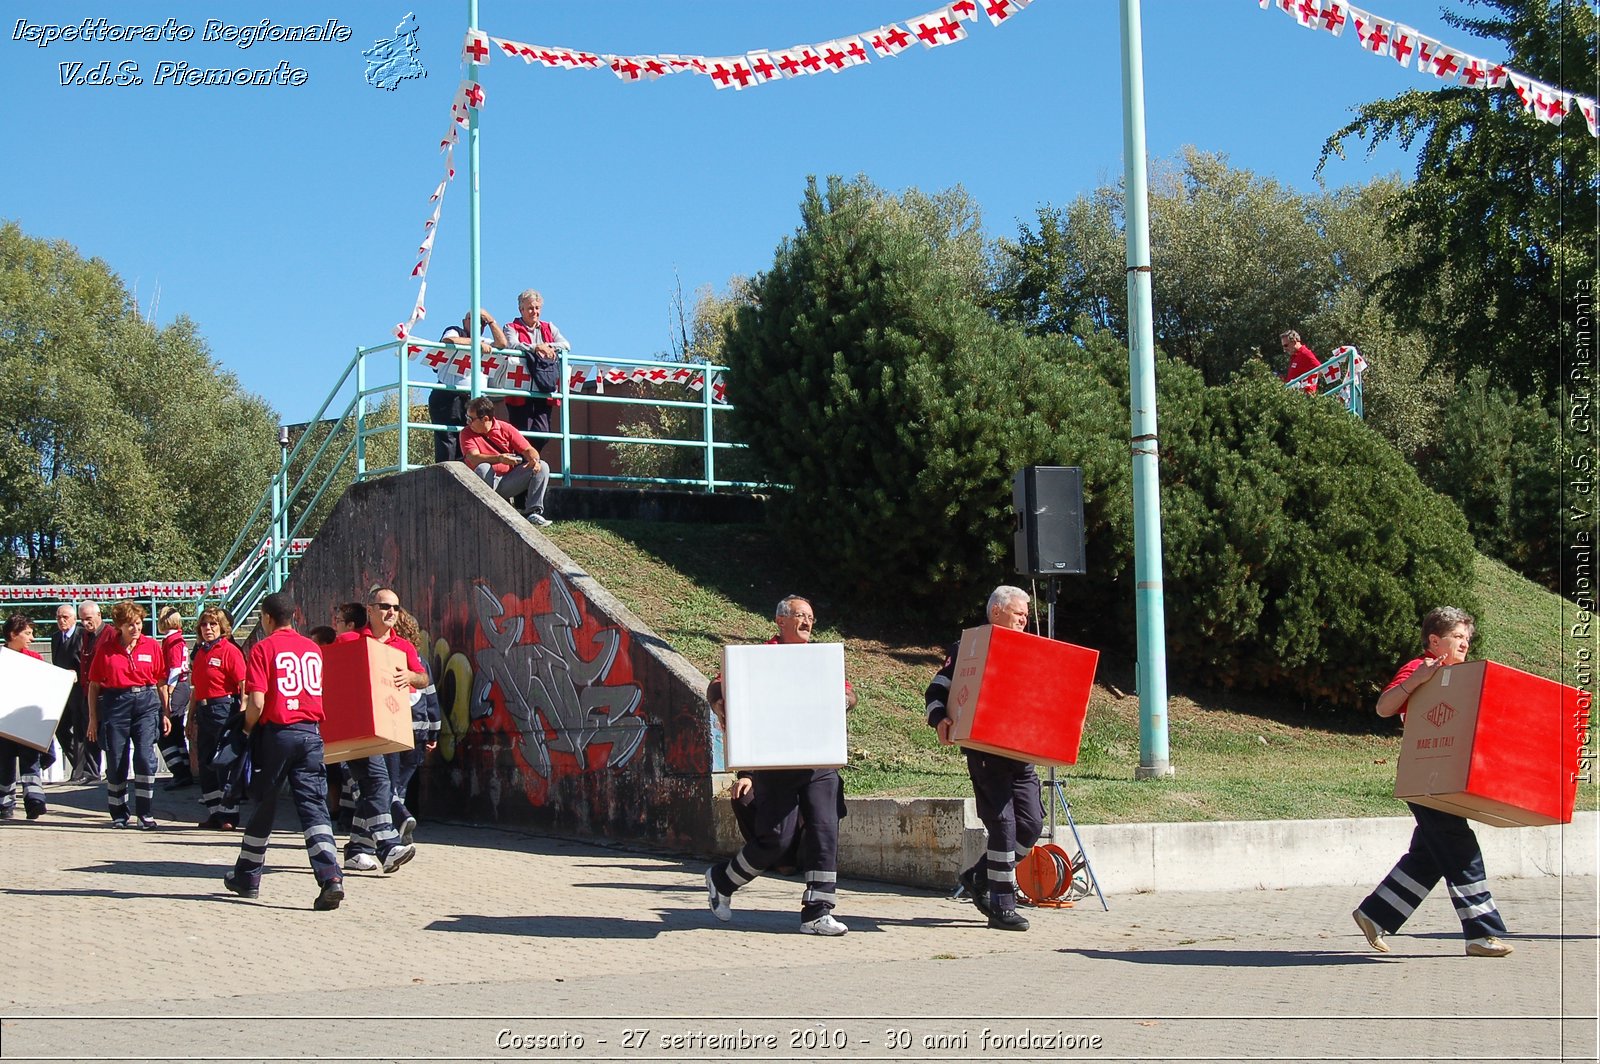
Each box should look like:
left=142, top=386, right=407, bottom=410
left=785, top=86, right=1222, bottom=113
left=2, top=0, right=1512, bottom=424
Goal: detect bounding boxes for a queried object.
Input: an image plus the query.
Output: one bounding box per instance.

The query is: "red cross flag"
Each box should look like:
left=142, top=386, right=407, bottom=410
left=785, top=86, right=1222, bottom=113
left=950, top=0, right=980, bottom=20
left=569, top=368, right=588, bottom=389
left=1582, top=99, right=1598, bottom=136
left=493, top=37, right=522, bottom=60
left=771, top=47, right=811, bottom=76
left=611, top=56, right=645, bottom=82
left=1319, top=3, right=1348, bottom=36
left=1459, top=56, right=1488, bottom=86
left=411, top=253, right=430, bottom=278
left=712, top=378, right=729, bottom=404
left=1485, top=62, right=1510, bottom=89
left=982, top=0, right=1026, bottom=27
left=708, top=57, right=756, bottom=90
left=429, top=180, right=447, bottom=205
left=1294, top=0, right=1319, bottom=29
left=865, top=24, right=914, bottom=56
left=909, top=7, right=969, bottom=48
left=1417, top=38, right=1460, bottom=80
left=1351, top=9, right=1391, bottom=56
left=1508, top=72, right=1535, bottom=110
left=1390, top=25, right=1416, bottom=68
left=1533, top=86, right=1570, bottom=124
left=670, top=367, right=694, bottom=384
left=746, top=51, right=785, bottom=82
left=464, top=29, right=491, bottom=65
left=819, top=37, right=870, bottom=72
left=465, top=81, right=486, bottom=108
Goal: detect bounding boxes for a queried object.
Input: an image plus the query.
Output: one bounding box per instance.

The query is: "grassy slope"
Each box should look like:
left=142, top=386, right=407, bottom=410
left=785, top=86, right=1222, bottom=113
left=545, top=521, right=1593, bottom=824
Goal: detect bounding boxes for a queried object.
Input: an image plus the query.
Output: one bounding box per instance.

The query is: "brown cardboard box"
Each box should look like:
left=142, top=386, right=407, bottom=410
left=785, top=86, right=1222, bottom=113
left=319, top=637, right=415, bottom=764
left=1395, top=659, right=1582, bottom=828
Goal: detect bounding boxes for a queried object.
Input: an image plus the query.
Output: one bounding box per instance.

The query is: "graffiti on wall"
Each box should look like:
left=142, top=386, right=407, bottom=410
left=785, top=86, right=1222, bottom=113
left=421, top=570, right=646, bottom=808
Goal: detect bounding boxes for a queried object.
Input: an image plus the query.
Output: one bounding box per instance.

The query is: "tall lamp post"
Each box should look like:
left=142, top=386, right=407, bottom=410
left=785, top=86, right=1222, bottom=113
left=1118, top=0, right=1173, bottom=779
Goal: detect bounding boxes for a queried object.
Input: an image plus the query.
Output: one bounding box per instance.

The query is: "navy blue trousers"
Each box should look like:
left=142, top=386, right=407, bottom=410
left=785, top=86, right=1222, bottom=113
left=1358, top=802, right=1507, bottom=940
left=712, top=768, right=842, bottom=921
left=98, top=687, right=160, bottom=821
left=231, top=722, right=340, bottom=889
left=965, top=750, right=1044, bottom=906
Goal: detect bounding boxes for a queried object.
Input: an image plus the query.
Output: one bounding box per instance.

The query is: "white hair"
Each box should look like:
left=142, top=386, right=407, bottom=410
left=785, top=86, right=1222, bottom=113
left=987, top=585, right=1029, bottom=615
left=775, top=595, right=812, bottom=618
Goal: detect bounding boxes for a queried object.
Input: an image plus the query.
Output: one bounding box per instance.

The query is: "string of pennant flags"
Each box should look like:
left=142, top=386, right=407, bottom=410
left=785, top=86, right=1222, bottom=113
left=395, top=0, right=1035, bottom=346
left=0, top=541, right=314, bottom=606
left=396, top=0, right=1593, bottom=383
left=406, top=340, right=729, bottom=403
left=1259, top=0, right=1598, bottom=136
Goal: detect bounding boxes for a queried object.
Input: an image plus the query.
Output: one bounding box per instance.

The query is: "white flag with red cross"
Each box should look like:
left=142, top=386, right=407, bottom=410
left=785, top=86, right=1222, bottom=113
left=981, top=0, right=1028, bottom=27
left=745, top=51, right=785, bottom=82
left=1533, top=86, right=1571, bottom=124
left=1351, top=9, right=1391, bottom=56
left=1389, top=26, right=1417, bottom=68
left=1582, top=98, right=1599, bottom=136
left=707, top=57, right=756, bottom=90
left=819, top=37, right=872, bottom=72
left=1485, top=62, right=1510, bottom=89
left=949, top=0, right=980, bottom=21
left=1508, top=72, right=1535, bottom=110
left=1293, top=0, right=1320, bottom=29
left=1319, top=3, right=1349, bottom=36
left=1458, top=55, right=1489, bottom=87
left=1417, top=38, right=1461, bottom=81
left=865, top=24, right=915, bottom=56
left=464, top=29, right=491, bottom=65
left=609, top=56, right=645, bottom=82
left=909, top=7, right=970, bottom=48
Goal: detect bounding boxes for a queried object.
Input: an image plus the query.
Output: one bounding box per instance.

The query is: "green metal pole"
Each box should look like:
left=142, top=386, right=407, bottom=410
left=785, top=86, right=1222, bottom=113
left=468, top=0, right=485, bottom=401
left=1118, top=0, right=1172, bottom=779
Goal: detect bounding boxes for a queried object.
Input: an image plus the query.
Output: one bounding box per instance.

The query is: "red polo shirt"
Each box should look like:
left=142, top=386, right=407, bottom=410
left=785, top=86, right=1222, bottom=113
left=88, top=633, right=165, bottom=688
left=246, top=627, right=325, bottom=725
left=190, top=640, right=246, bottom=700
left=460, top=417, right=530, bottom=476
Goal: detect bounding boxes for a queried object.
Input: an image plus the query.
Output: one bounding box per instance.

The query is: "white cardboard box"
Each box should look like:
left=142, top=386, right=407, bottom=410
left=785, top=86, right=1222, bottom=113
left=723, top=642, right=848, bottom=771
left=0, top=647, right=75, bottom=753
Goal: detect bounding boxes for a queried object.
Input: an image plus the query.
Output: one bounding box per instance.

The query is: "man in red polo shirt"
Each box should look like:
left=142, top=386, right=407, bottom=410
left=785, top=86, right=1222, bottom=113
left=223, top=593, right=345, bottom=911
left=459, top=395, right=552, bottom=527
left=1279, top=329, right=1322, bottom=394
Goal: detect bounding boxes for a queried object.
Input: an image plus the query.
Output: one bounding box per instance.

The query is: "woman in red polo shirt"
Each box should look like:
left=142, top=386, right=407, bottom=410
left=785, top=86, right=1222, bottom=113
left=186, top=606, right=246, bottom=830
left=86, top=601, right=170, bottom=829
left=1, top=614, right=49, bottom=819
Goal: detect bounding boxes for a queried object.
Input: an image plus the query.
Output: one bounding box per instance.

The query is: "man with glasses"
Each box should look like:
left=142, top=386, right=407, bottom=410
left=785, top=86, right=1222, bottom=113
left=458, top=396, right=553, bottom=527
left=333, top=591, right=419, bottom=874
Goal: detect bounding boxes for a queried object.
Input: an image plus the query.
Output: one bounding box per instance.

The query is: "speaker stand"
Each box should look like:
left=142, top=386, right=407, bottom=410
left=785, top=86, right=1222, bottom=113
left=1040, top=576, right=1109, bottom=911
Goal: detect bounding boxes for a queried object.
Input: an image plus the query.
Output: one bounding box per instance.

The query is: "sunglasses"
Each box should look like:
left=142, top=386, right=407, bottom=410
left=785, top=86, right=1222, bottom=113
left=371, top=603, right=401, bottom=612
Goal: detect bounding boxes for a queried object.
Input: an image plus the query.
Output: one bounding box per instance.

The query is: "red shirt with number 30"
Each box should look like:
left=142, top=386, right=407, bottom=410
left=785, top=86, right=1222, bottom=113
left=246, top=627, right=325, bottom=725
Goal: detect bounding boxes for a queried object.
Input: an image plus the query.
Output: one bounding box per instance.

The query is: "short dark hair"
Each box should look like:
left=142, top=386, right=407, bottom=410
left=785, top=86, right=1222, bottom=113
left=466, top=396, right=496, bottom=419
left=335, top=601, right=368, bottom=629
left=4, top=613, right=33, bottom=642
left=260, top=593, right=296, bottom=627
left=307, top=625, right=337, bottom=646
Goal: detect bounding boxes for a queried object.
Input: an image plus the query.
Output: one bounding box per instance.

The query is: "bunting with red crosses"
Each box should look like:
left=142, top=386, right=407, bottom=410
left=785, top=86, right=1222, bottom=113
left=1257, top=1, right=1595, bottom=137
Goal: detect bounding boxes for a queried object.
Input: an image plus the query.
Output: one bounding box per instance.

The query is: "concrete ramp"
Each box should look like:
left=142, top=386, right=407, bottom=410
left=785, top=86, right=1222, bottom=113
left=283, top=464, right=719, bottom=852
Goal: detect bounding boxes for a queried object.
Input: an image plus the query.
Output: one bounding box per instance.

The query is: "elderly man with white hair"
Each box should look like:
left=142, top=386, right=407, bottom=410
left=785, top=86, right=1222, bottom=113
left=924, top=585, right=1044, bottom=931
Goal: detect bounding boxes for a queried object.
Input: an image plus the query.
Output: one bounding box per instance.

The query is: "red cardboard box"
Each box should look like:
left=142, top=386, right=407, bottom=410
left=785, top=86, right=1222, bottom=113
left=319, top=637, right=414, bottom=764
left=947, top=625, right=1099, bottom=767
left=1395, top=659, right=1583, bottom=828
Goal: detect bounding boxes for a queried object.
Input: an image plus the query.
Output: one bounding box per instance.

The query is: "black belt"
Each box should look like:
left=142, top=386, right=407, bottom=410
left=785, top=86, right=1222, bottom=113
left=196, top=697, right=234, bottom=708
left=102, top=685, right=154, bottom=693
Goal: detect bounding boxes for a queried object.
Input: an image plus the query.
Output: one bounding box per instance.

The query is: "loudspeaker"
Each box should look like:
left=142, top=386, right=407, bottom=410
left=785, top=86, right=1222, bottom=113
left=1013, top=466, right=1086, bottom=577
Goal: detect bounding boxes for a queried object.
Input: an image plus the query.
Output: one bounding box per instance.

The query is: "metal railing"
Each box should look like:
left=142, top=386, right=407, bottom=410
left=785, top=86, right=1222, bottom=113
left=1285, top=345, right=1365, bottom=417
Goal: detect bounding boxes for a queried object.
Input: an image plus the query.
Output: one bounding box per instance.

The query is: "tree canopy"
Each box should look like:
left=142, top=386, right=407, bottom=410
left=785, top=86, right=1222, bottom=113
left=1320, top=0, right=1598, bottom=401
left=0, top=221, right=281, bottom=582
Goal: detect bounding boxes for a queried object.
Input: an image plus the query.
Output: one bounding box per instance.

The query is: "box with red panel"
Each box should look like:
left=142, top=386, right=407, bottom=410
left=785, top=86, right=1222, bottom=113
left=0, top=648, right=75, bottom=754
left=946, top=625, right=1100, bottom=766
left=319, top=637, right=414, bottom=764
left=1395, top=659, right=1583, bottom=828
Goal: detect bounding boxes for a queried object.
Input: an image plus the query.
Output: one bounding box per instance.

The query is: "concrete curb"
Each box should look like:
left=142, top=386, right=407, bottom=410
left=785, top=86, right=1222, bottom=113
left=831, top=796, right=1597, bottom=893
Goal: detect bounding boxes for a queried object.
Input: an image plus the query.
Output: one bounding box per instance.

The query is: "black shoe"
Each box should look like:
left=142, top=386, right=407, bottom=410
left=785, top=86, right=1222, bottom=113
left=223, top=871, right=259, bottom=899
left=314, top=879, right=345, bottom=911
left=959, top=867, right=994, bottom=918
left=988, top=908, right=1030, bottom=932
left=24, top=803, right=45, bottom=821
left=164, top=777, right=196, bottom=792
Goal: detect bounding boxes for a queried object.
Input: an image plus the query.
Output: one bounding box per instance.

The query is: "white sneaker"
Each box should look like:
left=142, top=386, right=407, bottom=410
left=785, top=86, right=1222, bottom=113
left=1466, top=936, right=1514, bottom=957
left=1352, top=908, right=1390, bottom=953
left=400, top=816, right=417, bottom=846
left=799, top=913, right=848, bottom=936
left=704, top=867, right=731, bottom=922
left=382, top=843, right=416, bottom=873
left=344, top=852, right=380, bottom=872
left=527, top=511, right=553, bottom=527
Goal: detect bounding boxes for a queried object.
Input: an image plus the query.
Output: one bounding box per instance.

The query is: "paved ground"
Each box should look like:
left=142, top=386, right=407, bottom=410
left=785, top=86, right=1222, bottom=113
left=1, top=781, right=1595, bottom=1064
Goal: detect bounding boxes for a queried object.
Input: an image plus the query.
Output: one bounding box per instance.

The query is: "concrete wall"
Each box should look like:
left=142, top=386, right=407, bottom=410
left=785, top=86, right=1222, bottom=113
left=282, top=464, right=720, bottom=852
